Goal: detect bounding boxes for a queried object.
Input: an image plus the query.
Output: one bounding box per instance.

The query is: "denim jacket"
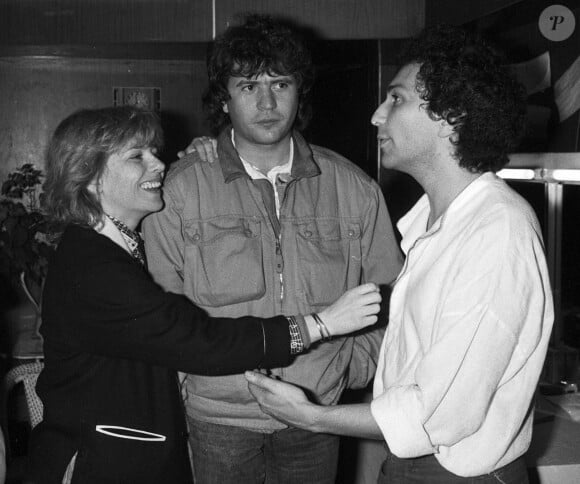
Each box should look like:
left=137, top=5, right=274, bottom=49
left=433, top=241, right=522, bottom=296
left=143, top=129, right=403, bottom=431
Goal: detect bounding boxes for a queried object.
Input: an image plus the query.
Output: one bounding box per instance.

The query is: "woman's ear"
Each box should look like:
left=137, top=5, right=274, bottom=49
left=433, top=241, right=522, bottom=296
left=222, top=102, right=229, bottom=114
left=87, top=178, right=100, bottom=197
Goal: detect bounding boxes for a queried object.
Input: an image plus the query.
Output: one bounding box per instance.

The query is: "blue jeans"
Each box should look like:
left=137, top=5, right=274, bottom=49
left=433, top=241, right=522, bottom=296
left=188, top=417, right=340, bottom=484
left=378, top=446, right=529, bottom=484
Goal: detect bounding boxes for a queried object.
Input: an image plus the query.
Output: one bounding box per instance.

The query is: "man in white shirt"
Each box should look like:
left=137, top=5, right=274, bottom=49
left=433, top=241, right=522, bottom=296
left=245, top=23, right=554, bottom=483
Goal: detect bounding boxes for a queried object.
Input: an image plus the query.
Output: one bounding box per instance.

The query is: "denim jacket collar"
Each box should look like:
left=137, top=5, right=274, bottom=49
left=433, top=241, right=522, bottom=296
left=217, top=127, right=321, bottom=184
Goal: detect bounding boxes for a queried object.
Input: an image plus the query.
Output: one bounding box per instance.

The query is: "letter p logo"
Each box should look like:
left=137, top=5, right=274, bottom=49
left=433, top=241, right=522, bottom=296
left=540, top=5, right=575, bottom=41
left=550, top=15, right=565, bottom=31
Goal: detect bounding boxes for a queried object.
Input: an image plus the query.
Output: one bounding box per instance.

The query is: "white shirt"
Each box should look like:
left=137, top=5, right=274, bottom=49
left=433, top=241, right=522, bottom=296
left=371, top=172, right=554, bottom=476
left=232, top=130, right=294, bottom=217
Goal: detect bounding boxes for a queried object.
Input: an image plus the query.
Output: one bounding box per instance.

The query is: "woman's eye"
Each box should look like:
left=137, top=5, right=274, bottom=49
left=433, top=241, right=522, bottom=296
left=391, top=94, right=401, bottom=104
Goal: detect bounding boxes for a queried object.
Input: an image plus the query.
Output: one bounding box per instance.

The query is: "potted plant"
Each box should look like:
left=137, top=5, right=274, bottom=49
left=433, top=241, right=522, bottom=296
left=0, top=163, right=56, bottom=358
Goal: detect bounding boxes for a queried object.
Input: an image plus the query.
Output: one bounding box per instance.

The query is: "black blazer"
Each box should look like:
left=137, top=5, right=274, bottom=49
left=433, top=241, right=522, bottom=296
left=27, top=225, right=292, bottom=483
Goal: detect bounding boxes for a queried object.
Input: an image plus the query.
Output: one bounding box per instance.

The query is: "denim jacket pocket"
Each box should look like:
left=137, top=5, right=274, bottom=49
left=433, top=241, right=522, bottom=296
left=184, top=217, right=266, bottom=307
left=296, top=219, right=362, bottom=308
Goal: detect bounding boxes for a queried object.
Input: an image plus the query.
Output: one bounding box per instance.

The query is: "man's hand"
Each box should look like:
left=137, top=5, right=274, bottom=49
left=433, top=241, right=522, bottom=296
left=246, top=371, right=383, bottom=440
left=245, top=371, right=321, bottom=430
left=177, top=136, right=218, bottom=163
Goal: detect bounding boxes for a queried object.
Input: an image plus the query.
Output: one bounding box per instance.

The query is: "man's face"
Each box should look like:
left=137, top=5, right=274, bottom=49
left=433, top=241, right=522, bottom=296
left=223, top=72, right=299, bottom=150
left=371, top=63, right=444, bottom=175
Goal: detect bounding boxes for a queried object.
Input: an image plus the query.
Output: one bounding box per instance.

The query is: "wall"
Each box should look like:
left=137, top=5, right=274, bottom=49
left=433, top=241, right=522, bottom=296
left=0, top=0, right=213, bottom=43
left=214, top=0, right=424, bottom=39
left=0, top=0, right=428, bottom=184
left=0, top=0, right=425, bottom=43
left=0, top=52, right=208, bottom=182
left=304, top=40, right=380, bottom=180
left=0, top=39, right=383, bottom=182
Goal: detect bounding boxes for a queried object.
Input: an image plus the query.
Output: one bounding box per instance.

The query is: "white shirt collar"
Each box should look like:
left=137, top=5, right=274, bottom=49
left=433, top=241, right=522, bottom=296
left=231, top=129, right=294, bottom=183
left=94, top=216, right=133, bottom=255
left=397, top=172, right=496, bottom=254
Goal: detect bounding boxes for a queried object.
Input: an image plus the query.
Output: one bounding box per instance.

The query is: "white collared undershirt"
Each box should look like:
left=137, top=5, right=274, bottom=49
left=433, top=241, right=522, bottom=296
left=231, top=130, right=294, bottom=218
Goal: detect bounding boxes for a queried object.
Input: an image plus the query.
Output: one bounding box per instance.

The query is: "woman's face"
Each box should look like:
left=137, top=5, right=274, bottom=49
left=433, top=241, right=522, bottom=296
left=97, top=141, right=165, bottom=229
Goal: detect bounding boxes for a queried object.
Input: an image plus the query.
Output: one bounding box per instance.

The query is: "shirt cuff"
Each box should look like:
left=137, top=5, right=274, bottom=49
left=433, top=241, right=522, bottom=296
left=291, top=314, right=311, bottom=351
left=371, top=384, right=436, bottom=458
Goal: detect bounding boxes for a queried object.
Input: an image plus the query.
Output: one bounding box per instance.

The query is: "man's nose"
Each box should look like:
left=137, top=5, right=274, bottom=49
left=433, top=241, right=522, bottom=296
left=257, top=88, right=276, bottom=110
left=371, top=101, right=388, bottom=126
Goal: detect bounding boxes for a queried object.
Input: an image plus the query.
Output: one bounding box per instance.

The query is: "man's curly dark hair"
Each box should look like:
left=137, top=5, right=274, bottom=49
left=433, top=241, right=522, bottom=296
left=399, top=24, right=527, bottom=173
left=202, top=14, right=315, bottom=136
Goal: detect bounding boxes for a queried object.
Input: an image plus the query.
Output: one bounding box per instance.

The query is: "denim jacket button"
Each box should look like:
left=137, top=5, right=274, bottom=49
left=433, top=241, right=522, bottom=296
left=192, top=233, right=201, bottom=241
left=347, top=229, right=355, bottom=238
left=304, top=230, right=312, bottom=238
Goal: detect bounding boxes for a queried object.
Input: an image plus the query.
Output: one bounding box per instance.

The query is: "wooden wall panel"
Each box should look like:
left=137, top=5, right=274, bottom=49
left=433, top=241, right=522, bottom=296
left=0, top=56, right=208, bottom=182
left=0, top=0, right=213, bottom=44
left=304, top=40, right=380, bottom=179
left=215, top=0, right=425, bottom=39
left=0, top=0, right=426, bottom=44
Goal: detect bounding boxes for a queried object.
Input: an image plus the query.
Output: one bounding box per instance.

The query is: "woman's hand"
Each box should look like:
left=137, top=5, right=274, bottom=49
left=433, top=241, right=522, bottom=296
left=245, top=371, right=320, bottom=430
left=306, top=283, right=381, bottom=343
left=177, top=136, right=218, bottom=162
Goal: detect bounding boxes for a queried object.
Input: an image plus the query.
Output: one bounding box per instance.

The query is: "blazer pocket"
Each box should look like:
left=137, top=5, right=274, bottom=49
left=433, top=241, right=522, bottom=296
left=95, top=425, right=166, bottom=442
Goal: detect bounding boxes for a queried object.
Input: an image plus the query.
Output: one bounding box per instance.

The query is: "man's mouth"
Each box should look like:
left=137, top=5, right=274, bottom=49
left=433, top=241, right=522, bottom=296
left=377, top=136, right=391, bottom=148
left=256, top=118, right=281, bottom=128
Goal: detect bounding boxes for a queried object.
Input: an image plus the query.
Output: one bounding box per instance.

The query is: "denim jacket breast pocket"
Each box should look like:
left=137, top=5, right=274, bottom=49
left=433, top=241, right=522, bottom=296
left=183, top=217, right=266, bottom=307
left=295, top=219, right=362, bottom=309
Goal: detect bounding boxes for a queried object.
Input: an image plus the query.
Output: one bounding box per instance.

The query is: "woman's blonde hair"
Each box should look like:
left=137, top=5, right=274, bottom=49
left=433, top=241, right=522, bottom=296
left=43, top=106, right=163, bottom=227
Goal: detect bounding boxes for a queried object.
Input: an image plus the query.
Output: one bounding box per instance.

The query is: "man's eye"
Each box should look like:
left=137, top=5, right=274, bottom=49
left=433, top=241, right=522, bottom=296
left=275, top=82, right=288, bottom=89
left=391, top=94, right=401, bottom=104
left=242, top=85, right=254, bottom=92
